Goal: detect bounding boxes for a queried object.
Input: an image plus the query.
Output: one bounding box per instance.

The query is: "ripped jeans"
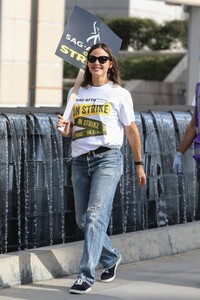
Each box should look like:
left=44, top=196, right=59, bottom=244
left=71, top=148, right=123, bottom=286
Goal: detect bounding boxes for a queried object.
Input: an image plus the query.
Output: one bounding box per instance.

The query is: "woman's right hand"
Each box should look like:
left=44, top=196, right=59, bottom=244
left=56, top=114, right=72, bottom=137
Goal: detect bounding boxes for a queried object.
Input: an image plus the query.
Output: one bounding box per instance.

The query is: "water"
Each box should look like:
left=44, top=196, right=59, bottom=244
left=0, top=110, right=199, bottom=254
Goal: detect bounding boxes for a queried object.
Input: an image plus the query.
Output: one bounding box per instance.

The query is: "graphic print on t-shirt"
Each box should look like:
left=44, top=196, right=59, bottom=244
left=72, top=98, right=111, bottom=140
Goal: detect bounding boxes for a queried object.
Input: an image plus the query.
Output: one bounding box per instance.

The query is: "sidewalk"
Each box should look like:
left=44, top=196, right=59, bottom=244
left=0, top=249, right=200, bottom=300
left=1, top=221, right=200, bottom=289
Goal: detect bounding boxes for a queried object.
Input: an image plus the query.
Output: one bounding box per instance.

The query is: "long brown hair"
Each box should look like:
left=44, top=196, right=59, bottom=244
left=81, top=43, right=121, bottom=87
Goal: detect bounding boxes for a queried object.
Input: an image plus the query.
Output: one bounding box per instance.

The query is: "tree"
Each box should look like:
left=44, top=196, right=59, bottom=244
left=107, top=17, right=187, bottom=51
left=107, top=18, right=133, bottom=50
left=163, top=20, right=187, bottom=49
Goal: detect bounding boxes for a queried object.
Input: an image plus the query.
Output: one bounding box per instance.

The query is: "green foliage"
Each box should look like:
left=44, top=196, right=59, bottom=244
left=63, top=53, right=184, bottom=81
left=118, top=53, right=184, bottom=80
left=108, top=17, right=158, bottom=50
left=106, top=18, right=134, bottom=50
left=63, top=61, right=79, bottom=78
left=148, top=27, right=172, bottom=50
left=129, top=18, right=158, bottom=51
left=163, top=20, right=188, bottom=48
left=107, top=18, right=187, bottom=51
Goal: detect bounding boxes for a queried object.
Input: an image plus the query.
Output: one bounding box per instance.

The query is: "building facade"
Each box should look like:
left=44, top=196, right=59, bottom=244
left=65, top=0, right=186, bottom=23
left=0, top=0, right=65, bottom=107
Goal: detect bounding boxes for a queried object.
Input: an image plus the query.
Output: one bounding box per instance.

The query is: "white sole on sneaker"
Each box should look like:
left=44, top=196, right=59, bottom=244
left=70, top=287, right=92, bottom=294
left=101, top=256, right=122, bottom=283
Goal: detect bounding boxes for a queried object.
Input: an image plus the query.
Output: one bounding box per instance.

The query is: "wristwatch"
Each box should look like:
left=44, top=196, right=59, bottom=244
left=135, top=161, right=144, bottom=166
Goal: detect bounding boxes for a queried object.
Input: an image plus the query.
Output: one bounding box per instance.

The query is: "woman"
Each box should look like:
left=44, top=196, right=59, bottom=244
left=57, top=43, right=146, bottom=294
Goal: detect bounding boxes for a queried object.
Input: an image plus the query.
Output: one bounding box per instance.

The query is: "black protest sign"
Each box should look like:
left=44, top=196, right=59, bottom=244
left=55, top=4, right=122, bottom=69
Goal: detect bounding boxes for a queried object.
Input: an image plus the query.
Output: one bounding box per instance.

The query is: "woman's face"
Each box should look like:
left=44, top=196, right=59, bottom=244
left=87, top=48, right=113, bottom=83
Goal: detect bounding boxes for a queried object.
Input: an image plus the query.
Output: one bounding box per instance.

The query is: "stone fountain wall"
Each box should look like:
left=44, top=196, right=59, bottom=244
left=0, top=106, right=199, bottom=254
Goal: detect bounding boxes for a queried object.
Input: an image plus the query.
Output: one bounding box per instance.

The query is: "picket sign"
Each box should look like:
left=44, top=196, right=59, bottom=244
left=56, top=4, right=121, bottom=131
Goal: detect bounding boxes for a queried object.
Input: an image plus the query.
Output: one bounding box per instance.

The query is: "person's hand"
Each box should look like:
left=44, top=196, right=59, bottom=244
left=173, top=152, right=183, bottom=175
left=56, top=114, right=71, bottom=137
left=135, top=165, right=146, bottom=187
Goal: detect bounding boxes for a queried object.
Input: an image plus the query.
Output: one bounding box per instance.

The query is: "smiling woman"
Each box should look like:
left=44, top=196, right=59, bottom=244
left=57, top=42, right=146, bottom=294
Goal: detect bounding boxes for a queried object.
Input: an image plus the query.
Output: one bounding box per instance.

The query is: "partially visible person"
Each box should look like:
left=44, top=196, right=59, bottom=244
left=172, top=111, right=196, bottom=174
left=173, top=83, right=199, bottom=174
left=57, top=43, right=146, bottom=294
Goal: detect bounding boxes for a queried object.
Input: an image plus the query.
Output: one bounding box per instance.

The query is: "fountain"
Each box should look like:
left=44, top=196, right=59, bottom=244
left=0, top=107, right=199, bottom=254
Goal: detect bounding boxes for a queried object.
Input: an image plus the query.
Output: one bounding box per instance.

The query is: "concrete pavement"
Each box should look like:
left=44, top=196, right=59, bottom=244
left=0, top=249, right=200, bottom=299
left=1, top=221, right=200, bottom=289
left=1, top=221, right=200, bottom=299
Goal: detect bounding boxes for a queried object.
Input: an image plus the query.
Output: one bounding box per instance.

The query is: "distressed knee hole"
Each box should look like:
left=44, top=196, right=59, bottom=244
left=87, top=205, right=101, bottom=212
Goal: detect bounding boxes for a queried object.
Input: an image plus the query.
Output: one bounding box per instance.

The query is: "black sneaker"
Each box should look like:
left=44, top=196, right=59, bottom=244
left=70, top=278, right=92, bottom=294
left=100, top=256, right=122, bottom=283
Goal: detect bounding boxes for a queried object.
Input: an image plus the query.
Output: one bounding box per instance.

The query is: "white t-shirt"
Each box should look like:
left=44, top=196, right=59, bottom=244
left=68, top=82, right=135, bottom=158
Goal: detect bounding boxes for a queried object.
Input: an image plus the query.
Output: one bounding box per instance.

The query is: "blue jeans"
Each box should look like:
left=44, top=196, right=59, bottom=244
left=71, top=148, right=123, bottom=286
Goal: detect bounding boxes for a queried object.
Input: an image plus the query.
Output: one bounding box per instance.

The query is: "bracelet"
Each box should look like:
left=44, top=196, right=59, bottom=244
left=135, top=161, right=144, bottom=166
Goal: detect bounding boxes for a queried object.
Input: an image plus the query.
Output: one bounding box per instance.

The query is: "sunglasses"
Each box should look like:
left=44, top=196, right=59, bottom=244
left=88, top=55, right=111, bottom=64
